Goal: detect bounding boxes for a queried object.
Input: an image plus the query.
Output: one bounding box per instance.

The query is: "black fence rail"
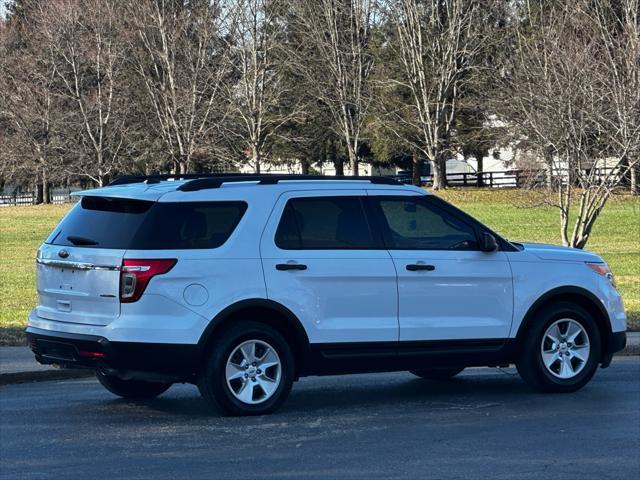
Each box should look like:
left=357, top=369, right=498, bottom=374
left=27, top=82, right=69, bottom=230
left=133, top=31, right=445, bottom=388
left=428, top=170, right=547, bottom=188
left=391, top=169, right=549, bottom=188
left=404, top=167, right=622, bottom=188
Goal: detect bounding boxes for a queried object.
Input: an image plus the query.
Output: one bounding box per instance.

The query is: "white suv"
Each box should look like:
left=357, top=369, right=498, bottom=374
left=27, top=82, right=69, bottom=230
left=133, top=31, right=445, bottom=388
left=27, top=175, right=627, bottom=415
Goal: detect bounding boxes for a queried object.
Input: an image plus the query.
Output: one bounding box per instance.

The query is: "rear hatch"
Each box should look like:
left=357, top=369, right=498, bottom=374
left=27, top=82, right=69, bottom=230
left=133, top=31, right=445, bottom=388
left=36, top=196, right=155, bottom=326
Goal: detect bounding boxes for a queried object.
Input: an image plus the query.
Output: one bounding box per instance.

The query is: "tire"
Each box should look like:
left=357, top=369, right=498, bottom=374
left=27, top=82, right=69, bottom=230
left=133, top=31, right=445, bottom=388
left=516, top=301, right=601, bottom=393
left=410, top=367, right=465, bottom=380
left=197, top=321, right=294, bottom=416
left=96, top=370, right=172, bottom=399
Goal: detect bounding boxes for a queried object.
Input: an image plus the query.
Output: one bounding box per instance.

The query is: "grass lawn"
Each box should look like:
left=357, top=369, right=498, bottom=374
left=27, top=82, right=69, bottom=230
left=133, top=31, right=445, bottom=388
left=0, top=189, right=638, bottom=345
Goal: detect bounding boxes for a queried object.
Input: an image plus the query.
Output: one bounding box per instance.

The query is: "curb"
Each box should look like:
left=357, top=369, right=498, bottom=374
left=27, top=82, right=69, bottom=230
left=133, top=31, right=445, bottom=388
left=619, top=345, right=639, bottom=356
left=0, top=369, right=94, bottom=386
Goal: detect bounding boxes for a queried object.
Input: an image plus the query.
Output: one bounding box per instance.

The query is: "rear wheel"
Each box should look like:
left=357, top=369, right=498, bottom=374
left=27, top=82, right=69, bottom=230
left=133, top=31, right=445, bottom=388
left=410, top=367, right=465, bottom=380
left=198, top=321, right=294, bottom=416
left=96, top=370, right=172, bottom=399
left=516, top=301, right=601, bottom=393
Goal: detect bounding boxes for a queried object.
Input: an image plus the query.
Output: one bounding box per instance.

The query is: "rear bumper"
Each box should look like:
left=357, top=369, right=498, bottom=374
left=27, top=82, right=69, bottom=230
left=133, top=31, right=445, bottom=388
left=26, top=326, right=201, bottom=381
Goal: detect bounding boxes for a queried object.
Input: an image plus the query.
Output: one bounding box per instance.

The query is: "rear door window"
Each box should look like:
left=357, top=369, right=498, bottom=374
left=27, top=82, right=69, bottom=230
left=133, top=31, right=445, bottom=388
left=275, top=196, right=375, bottom=249
left=47, top=197, right=247, bottom=250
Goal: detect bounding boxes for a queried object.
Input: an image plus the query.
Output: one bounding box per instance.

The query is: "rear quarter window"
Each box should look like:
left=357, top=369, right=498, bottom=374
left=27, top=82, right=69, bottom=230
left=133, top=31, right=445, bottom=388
left=131, top=202, right=247, bottom=249
left=47, top=197, right=247, bottom=250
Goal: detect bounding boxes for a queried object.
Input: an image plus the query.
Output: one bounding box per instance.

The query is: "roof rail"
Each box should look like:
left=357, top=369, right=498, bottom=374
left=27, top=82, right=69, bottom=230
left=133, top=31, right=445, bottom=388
left=107, top=173, right=246, bottom=187
left=176, top=175, right=402, bottom=192
left=108, top=174, right=403, bottom=191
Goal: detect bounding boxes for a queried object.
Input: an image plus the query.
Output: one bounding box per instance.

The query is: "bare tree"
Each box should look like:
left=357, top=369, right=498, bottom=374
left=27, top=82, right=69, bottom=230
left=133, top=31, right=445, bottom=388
left=128, top=0, right=236, bottom=174
left=292, top=0, right=378, bottom=176
left=385, top=0, right=480, bottom=190
left=227, top=0, right=302, bottom=173
left=509, top=0, right=640, bottom=248
left=0, top=5, right=62, bottom=200
left=593, top=0, right=640, bottom=196
left=38, top=0, right=128, bottom=186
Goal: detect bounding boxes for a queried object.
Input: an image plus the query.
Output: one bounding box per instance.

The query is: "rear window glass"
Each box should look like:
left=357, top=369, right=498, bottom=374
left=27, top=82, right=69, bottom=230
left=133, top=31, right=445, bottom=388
left=47, top=197, right=247, bottom=250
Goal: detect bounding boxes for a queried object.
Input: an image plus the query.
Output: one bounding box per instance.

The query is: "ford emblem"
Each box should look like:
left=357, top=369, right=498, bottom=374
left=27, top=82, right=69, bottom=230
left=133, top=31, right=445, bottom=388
left=58, top=249, right=70, bottom=259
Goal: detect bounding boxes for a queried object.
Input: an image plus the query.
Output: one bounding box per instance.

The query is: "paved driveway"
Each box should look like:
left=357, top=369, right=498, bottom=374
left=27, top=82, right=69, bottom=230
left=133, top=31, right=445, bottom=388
left=1, top=358, right=638, bottom=480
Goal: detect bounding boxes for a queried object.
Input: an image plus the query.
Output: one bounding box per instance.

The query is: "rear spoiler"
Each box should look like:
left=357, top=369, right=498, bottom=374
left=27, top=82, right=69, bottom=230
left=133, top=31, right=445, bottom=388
left=71, top=185, right=166, bottom=202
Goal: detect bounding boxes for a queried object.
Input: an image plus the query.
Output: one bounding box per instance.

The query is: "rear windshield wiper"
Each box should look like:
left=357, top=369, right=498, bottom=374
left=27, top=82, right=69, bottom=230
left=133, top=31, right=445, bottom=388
left=67, top=235, right=98, bottom=246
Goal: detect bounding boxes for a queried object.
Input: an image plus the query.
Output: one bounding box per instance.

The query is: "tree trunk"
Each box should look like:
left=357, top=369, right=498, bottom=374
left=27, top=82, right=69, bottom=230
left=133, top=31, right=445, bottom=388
left=412, top=152, right=422, bottom=186
left=174, top=155, right=188, bottom=175
left=475, top=150, right=484, bottom=187
left=252, top=146, right=261, bottom=174
left=545, top=168, right=553, bottom=190
left=42, top=168, right=50, bottom=204
left=544, top=148, right=554, bottom=191
left=560, top=207, right=570, bottom=246
left=631, top=162, right=639, bottom=196
left=300, top=157, right=310, bottom=175
left=432, top=153, right=447, bottom=190
left=34, top=181, right=43, bottom=205
left=347, top=145, right=359, bottom=177
left=329, top=140, right=343, bottom=176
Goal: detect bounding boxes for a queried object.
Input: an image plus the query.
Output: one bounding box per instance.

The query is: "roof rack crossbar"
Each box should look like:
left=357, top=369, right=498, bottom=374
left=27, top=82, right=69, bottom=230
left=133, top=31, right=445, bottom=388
left=107, top=174, right=403, bottom=191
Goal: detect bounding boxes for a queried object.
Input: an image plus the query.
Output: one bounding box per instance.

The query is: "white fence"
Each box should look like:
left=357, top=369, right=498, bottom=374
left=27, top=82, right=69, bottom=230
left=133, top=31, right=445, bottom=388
left=0, top=190, right=79, bottom=206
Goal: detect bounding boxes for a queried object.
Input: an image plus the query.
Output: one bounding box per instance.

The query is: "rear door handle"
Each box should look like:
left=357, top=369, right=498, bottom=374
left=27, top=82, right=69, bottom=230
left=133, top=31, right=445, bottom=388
left=406, top=264, right=435, bottom=271
left=276, top=263, right=307, bottom=271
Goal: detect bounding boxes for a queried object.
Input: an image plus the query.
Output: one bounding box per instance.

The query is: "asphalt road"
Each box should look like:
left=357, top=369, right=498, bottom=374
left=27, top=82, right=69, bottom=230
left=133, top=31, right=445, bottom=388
left=1, top=358, right=639, bottom=480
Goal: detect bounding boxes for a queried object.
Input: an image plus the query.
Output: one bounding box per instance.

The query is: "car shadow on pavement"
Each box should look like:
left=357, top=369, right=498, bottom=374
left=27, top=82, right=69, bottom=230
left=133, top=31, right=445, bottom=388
left=282, top=373, right=531, bottom=415
left=131, top=370, right=533, bottom=418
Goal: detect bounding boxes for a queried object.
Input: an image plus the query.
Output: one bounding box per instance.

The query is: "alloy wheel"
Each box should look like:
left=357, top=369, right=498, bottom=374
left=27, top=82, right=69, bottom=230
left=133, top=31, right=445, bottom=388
left=540, top=318, right=590, bottom=379
left=225, top=340, right=282, bottom=404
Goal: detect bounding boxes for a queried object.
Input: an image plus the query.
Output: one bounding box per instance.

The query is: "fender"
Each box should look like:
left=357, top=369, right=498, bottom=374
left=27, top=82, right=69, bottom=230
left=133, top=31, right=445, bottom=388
left=515, top=285, right=611, bottom=342
left=197, top=298, right=310, bottom=350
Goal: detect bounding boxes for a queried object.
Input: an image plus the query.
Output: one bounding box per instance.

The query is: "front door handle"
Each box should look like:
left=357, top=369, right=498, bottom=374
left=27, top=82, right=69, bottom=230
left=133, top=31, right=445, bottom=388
left=276, top=263, right=307, bottom=271
left=406, top=264, right=435, bottom=271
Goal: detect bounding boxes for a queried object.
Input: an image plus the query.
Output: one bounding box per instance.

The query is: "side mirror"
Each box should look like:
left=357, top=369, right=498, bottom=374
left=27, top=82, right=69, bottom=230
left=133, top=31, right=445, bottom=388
left=480, top=232, right=498, bottom=252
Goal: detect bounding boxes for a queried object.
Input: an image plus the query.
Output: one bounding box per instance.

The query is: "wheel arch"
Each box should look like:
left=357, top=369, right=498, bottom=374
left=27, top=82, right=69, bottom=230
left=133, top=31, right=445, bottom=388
left=197, top=299, right=310, bottom=376
left=515, top=286, right=612, bottom=357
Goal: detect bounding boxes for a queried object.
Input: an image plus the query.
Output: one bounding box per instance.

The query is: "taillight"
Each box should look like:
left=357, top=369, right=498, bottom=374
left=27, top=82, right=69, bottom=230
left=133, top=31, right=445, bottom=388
left=120, top=259, right=177, bottom=303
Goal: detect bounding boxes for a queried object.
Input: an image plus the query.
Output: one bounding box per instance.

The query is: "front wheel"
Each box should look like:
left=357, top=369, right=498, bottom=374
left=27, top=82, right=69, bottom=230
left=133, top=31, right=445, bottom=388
left=516, top=302, right=601, bottom=393
left=410, top=367, right=465, bottom=380
left=198, top=321, right=294, bottom=416
left=96, top=370, right=172, bottom=399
